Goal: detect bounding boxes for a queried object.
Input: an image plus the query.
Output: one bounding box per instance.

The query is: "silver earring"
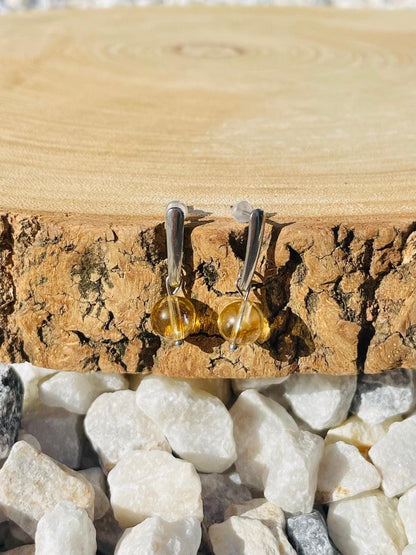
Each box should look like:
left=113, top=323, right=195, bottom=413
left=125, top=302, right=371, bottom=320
left=217, top=201, right=265, bottom=351
left=150, top=201, right=197, bottom=347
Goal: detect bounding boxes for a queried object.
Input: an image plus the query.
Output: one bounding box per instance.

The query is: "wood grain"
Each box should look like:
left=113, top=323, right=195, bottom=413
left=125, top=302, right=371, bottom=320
left=0, top=7, right=414, bottom=218
left=0, top=7, right=414, bottom=376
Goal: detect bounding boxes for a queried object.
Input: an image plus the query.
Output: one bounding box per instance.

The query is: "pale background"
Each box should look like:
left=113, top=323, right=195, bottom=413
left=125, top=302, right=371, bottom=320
left=1, top=0, right=415, bottom=14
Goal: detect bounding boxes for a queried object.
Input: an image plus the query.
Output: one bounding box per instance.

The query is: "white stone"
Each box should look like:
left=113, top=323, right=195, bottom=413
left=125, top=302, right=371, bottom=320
left=136, top=376, right=236, bottom=473
left=11, top=363, right=55, bottom=412
left=282, top=374, right=357, bottom=431
left=316, top=441, right=380, bottom=503
left=0, top=441, right=94, bottom=537
left=398, top=485, right=416, bottom=543
left=327, top=491, right=407, bottom=555
left=224, top=499, right=295, bottom=555
left=264, top=429, right=324, bottom=514
left=17, top=430, right=41, bottom=451
left=230, top=389, right=298, bottom=490
left=115, top=516, right=201, bottom=555
left=79, top=467, right=110, bottom=520
left=39, top=371, right=128, bottom=415
left=35, top=501, right=96, bottom=555
left=84, top=390, right=170, bottom=473
left=108, top=450, right=203, bottom=528
left=209, top=516, right=281, bottom=555
left=22, top=405, right=84, bottom=469
left=369, top=415, right=416, bottom=497
left=351, top=369, right=415, bottom=424
left=403, top=545, right=416, bottom=555
left=232, top=377, right=289, bottom=394
left=130, top=376, right=231, bottom=405
left=325, top=414, right=402, bottom=457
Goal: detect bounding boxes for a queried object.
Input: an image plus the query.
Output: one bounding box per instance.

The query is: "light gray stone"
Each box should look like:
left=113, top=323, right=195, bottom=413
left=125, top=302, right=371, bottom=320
left=39, top=371, right=128, bottom=415
left=369, top=415, right=416, bottom=497
left=115, top=516, right=201, bottom=555
left=79, top=467, right=110, bottom=520
left=0, top=441, right=94, bottom=538
left=351, top=369, right=415, bottom=424
left=264, top=429, right=324, bottom=514
left=286, top=510, right=337, bottom=555
left=398, top=485, right=416, bottom=544
left=327, top=491, right=407, bottom=555
left=22, top=405, right=84, bottom=469
left=199, top=471, right=252, bottom=553
left=403, top=545, right=416, bottom=555
left=136, top=376, right=236, bottom=473
left=209, top=516, right=281, bottom=555
left=85, top=390, right=170, bottom=473
left=9, top=521, right=32, bottom=544
left=35, top=501, right=96, bottom=555
left=224, top=498, right=295, bottom=554
left=108, top=450, right=203, bottom=527
left=230, top=389, right=298, bottom=490
left=200, top=472, right=252, bottom=529
left=95, top=508, right=124, bottom=555
left=282, top=374, right=356, bottom=432
left=317, top=441, right=380, bottom=503
left=79, top=436, right=100, bottom=470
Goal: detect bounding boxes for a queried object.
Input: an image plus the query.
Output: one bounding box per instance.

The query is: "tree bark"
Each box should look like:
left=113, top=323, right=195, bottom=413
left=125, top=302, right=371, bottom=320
left=0, top=212, right=414, bottom=377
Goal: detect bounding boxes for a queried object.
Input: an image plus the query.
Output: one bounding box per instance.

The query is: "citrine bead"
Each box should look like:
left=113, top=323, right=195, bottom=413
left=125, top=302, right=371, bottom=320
left=150, top=295, right=196, bottom=343
left=218, top=299, right=264, bottom=347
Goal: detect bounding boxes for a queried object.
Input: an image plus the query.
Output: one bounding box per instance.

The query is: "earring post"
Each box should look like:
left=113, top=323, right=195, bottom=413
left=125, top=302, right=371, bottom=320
left=238, top=208, right=265, bottom=294
left=165, top=205, right=185, bottom=291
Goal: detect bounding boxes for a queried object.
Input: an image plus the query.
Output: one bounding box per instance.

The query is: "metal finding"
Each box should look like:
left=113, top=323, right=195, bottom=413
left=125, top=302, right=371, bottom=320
left=166, top=205, right=185, bottom=291
left=230, top=288, right=251, bottom=351
left=236, top=208, right=265, bottom=295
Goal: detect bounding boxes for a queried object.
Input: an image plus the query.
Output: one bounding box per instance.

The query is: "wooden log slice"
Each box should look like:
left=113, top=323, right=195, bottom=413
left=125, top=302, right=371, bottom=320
left=0, top=7, right=414, bottom=376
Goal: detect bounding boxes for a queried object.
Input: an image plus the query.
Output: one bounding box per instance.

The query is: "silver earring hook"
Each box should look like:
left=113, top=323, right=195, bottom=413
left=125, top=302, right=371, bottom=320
left=165, top=201, right=188, bottom=294
left=232, top=202, right=265, bottom=296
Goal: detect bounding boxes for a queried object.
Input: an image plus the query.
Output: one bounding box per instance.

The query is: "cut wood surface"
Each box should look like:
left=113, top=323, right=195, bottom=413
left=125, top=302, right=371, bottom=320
left=0, top=7, right=414, bottom=376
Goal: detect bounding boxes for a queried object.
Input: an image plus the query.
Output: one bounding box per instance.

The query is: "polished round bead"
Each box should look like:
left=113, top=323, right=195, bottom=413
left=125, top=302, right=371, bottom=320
left=150, top=295, right=196, bottom=342
left=218, top=299, right=264, bottom=347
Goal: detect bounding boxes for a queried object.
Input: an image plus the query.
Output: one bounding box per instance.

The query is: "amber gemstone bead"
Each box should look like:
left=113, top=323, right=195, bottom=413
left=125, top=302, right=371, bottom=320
left=218, top=299, right=264, bottom=347
left=150, top=295, right=196, bottom=342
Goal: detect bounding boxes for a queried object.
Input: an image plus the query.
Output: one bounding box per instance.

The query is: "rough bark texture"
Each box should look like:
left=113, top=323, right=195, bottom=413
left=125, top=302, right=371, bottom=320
left=0, top=211, right=414, bottom=378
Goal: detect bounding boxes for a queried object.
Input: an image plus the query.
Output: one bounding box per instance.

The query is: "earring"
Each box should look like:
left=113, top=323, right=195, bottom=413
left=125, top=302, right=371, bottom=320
left=218, top=201, right=265, bottom=351
left=150, top=201, right=197, bottom=347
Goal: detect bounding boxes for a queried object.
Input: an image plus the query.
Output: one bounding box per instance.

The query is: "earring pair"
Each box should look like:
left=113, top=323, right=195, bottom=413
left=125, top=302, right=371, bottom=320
left=150, top=201, right=265, bottom=351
